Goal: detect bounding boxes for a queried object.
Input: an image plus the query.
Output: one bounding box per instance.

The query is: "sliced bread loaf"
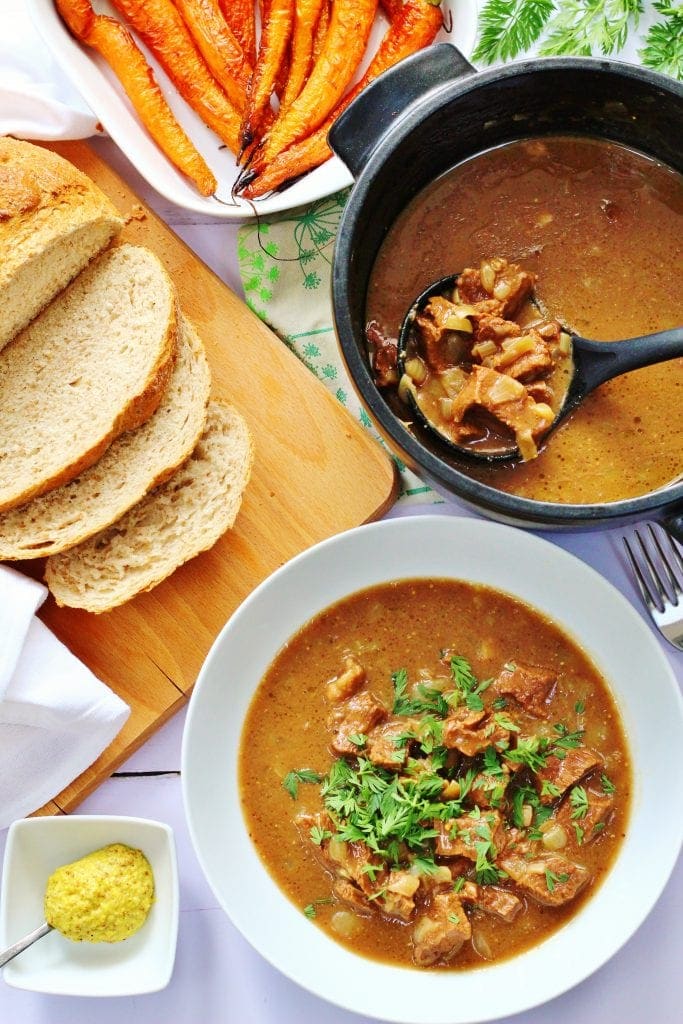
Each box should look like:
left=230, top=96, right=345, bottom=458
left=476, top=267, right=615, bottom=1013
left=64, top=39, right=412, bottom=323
left=0, top=138, right=124, bottom=350
left=46, top=402, right=254, bottom=613
left=0, top=243, right=177, bottom=513
left=0, top=312, right=210, bottom=559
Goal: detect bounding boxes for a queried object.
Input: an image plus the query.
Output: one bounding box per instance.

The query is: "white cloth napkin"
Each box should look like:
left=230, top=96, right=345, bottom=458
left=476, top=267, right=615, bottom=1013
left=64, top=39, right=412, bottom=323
left=0, top=3, right=130, bottom=829
left=0, top=1, right=99, bottom=140
left=0, top=567, right=130, bottom=828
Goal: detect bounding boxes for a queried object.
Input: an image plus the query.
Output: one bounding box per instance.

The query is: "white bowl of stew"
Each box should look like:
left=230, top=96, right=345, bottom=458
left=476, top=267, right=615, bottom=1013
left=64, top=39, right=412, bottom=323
left=182, top=515, right=683, bottom=1023
left=329, top=46, right=683, bottom=534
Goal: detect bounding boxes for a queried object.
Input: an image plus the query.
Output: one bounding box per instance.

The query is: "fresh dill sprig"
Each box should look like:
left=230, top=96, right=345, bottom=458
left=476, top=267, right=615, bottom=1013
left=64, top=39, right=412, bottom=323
left=640, top=2, right=683, bottom=78
left=473, top=0, right=555, bottom=65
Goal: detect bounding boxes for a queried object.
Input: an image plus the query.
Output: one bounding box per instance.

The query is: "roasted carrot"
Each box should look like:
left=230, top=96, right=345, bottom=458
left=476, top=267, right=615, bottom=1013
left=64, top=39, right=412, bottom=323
left=249, top=0, right=379, bottom=172
left=312, top=0, right=330, bottom=61
left=218, top=0, right=257, bottom=65
left=242, top=0, right=443, bottom=197
left=110, top=0, right=242, bottom=153
left=280, top=0, right=326, bottom=112
left=174, top=0, right=253, bottom=115
left=241, top=0, right=294, bottom=152
left=56, top=0, right=217, bottom=195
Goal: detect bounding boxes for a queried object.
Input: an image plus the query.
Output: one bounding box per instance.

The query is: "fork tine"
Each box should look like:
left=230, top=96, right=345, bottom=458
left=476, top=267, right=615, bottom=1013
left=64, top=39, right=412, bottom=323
left=647, top=524, right=682, bottom=600
left=662, top=527, right=683, bottom=576
left=623, top=534, right=662, bottom=613
left=634, top=528, right=671, bottom=611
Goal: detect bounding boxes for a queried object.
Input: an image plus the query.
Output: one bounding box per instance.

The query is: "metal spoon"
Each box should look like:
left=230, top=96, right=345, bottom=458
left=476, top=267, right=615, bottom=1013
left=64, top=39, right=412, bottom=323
left=398, top=273, right=683, bottom=463
left=0, top=922, right=53, bottom=967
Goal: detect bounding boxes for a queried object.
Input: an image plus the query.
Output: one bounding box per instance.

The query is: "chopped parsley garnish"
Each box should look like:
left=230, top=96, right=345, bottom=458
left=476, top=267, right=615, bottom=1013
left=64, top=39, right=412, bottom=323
left=593, top=821, right=606, bottom=834
left=303, top=897, right=333, bottom=919
left=282, top=768, right=323, bottom=800
left=391, top=668, right=450, bottom=717
left=545, top=869, right=570, bottom=893
left=574, top=700, right=585, bottom=714
left=310, top=825, right=332, bottom=846
left=573, top=823, right=585, bottom=845
left=492, top=695, right=508, bottom=710
left=450, top=655, right=492, bottom=712
left=601, top=773, right=616, bottom=795
left=549, top=723, right=585, bottom=758
left=453, top=876, right=466, bottom=893
left=569, top=785, right=589, bottom=820
left=348, top=733, right=367, bottom=748
left=493, top=711, right=521, bottom=733
left=541, top=780, right=562, bottom=800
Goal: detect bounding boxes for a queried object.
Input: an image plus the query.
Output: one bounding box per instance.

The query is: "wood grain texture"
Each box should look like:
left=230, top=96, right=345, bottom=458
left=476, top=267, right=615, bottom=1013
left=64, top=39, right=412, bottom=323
left=25, top=140, right=397, bottom=816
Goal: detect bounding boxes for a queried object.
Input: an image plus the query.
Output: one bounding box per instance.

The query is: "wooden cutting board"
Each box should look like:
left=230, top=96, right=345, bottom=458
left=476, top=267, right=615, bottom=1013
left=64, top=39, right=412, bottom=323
left=25, top=141, right=397, bottom=815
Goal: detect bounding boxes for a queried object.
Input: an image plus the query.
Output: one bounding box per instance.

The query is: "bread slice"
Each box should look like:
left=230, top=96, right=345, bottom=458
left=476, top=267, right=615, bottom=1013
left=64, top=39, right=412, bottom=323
left=0, top=138, right=123, bottom=350
left=0, top=313, right=210, bottom=559
left=46, top=402, right=254, bottom=613
left=0, top=243, right=177, bottom=513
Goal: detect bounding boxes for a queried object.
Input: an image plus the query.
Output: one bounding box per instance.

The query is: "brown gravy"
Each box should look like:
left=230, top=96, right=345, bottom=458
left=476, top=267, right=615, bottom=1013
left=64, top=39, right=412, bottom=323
left=239, top=579, right=631, bottom=970
left=366, top=136, right=683, bottom=504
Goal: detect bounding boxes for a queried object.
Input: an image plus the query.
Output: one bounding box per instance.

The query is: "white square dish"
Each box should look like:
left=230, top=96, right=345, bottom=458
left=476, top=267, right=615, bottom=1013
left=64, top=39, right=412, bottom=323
left=0, top=815, right=178, bottom=996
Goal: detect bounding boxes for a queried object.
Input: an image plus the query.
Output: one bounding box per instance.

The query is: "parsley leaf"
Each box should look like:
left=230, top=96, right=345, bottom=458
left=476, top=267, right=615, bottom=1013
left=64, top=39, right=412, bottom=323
left=348, top=733, right=367, bottom=748
left=569, top=785, right=589, bottom=819
left=601, top=773, right=617, bottom=795
left=303, top=897, right=333, bottom=919
left=282, top=768, right=323, bottom=800
left=640, top=3, right=683, bottom=79
left=473, top=0, right=555, bottom=65
left=545, top=869, right=570, bottom=892
left=310, top=825, right=332, bottom=846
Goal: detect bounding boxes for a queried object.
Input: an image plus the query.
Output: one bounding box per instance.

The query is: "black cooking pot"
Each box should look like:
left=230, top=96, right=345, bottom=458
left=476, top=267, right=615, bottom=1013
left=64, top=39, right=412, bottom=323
left=329, top=45, right=683, bottom=537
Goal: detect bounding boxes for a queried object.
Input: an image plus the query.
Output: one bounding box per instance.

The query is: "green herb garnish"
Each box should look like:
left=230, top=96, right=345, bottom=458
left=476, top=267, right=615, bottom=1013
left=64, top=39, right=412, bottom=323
left=282, top=768, right=323, bottom=800
left=569, top=785, right=589, bottom=820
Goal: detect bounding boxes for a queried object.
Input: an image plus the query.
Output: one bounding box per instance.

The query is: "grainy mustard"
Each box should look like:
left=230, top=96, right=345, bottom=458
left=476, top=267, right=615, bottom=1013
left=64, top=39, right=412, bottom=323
left=44, top=843, right=154, bottom=942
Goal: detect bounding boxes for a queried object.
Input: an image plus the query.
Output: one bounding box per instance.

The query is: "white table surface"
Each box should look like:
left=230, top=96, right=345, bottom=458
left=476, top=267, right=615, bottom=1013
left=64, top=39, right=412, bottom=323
left=1, top=136, right=681, bottom=1024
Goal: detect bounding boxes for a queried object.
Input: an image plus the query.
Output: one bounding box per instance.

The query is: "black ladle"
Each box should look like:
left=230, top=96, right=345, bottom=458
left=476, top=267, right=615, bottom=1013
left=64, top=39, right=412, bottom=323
left=397, top=274, right=683, bottom=463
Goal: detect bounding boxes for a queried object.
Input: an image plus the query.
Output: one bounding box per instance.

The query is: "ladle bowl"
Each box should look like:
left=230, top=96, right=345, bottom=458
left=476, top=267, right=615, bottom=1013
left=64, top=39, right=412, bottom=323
left=397, top=272, right=683, bottom=463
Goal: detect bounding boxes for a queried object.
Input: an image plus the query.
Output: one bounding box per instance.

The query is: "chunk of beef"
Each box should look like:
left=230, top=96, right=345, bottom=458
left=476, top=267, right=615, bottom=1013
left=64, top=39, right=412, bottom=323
left=442, top=707, right=509, bottom=757
left=557, top=787, right=615, bottom=843
left=449, top=365, right=555, bottom=461
left=459, top=882, right=523, bottom=923
left=412, top=892, right=471, bottom=967
left=493, top=663, right=557, bottom=717
left=536, top=748, right=602, bottom=804
left=329, top=691, right=387, bottom=756
left=366, top=320, right=398, bottom=388
left=473, top=314, right=521, bottom=344
left=434, top=810, right=505, bottom=860
left=333, top=877, right=374, bottom=915
left=498, top=851, right=590, bottom=907
left=365, top=719, right=414, bottom=769
left=379, top=870, right=421, bottom=922
left=486, top=329, right=553, bottom=382
left=325, top=656, right=367, bottom=703
left=457, top=259, right=536, bottom=319
left=415, top=296, right=474, bottom=372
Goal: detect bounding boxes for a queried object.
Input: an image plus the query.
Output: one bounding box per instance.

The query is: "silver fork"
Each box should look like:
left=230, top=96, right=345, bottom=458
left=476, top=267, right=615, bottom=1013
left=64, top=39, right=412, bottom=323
left=622, top=523, right=683, bottom=651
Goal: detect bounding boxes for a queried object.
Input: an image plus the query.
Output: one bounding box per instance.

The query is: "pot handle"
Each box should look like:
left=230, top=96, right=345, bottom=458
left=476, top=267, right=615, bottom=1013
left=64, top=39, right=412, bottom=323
left=328, top=44, right=476, bottom=179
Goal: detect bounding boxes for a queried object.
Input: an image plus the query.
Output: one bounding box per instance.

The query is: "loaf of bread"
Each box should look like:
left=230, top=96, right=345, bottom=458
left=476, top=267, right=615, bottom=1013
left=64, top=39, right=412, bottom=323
left=46, top=402, right=254, bottom=612
left=0, top=138, right=123, bottom=350
left=0, top=243, right=177, bottom=514
left=0, top=312, right=210, bottom=559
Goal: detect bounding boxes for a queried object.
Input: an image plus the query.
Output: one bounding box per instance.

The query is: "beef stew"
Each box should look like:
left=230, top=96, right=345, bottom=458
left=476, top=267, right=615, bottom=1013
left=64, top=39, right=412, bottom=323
left=239, top=579, right=631, bottom=970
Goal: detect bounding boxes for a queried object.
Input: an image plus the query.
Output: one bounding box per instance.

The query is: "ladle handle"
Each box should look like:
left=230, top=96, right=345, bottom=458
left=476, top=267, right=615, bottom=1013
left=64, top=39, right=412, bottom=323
left=0, top=922, right=52, bottom=968
left=574, top=328, right=683, bottom=393
left=328, top=45, right=475, bottom=180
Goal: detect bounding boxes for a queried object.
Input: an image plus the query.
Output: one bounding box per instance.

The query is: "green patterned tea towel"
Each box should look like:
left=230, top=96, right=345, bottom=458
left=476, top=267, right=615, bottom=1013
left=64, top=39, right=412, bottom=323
left=236, top=191, right=441, bottom=505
